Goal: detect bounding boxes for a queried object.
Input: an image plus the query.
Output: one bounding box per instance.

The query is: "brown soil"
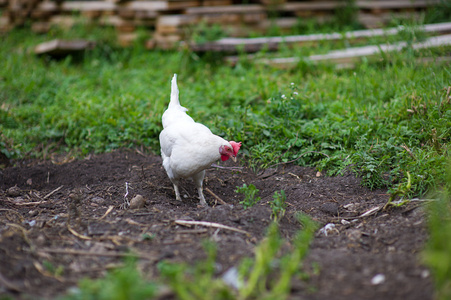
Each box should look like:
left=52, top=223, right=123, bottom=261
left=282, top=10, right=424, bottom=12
left=0, top=150, right=433, bottom=299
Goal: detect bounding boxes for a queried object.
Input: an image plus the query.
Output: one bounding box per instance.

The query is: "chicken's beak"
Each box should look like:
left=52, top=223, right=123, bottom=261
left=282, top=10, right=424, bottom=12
left=231, top=156, right=237, bottom=163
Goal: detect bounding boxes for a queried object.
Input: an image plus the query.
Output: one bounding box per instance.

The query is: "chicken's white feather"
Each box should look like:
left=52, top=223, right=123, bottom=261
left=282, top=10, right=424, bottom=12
left=159, top=74, right=240, bottom=206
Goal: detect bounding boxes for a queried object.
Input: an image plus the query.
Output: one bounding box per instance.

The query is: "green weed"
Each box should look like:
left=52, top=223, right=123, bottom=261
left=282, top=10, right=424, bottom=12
left=270, top=190, right=287, bottom=221
left=158, top=241, right=234, bottom=300
left=238, top=215, right=317, bottom=299
left=62, top=257, right=156, bottom=300
left=235, top=184, right=261, bottom=209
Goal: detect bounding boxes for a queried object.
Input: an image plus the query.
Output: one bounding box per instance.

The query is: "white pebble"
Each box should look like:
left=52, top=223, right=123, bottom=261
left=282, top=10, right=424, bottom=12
left=371, top=274, right=385, bottom=285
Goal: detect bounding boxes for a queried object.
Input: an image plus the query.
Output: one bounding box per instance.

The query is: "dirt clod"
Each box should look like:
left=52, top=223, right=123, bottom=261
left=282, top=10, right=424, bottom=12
left=129, top=194, right=145, bottom=209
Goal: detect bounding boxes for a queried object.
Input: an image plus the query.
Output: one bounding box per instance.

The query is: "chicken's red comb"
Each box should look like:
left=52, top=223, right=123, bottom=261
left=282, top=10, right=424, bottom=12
left=229, top=141, right=242, bottom=155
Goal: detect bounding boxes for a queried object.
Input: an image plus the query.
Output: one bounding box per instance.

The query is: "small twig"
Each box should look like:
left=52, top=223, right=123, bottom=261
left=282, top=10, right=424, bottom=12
left=67, top=224, right=91, bottom=240
left=98, top=205, right=114, bottom=220
left=358, top=206, right=382, bottom=218
left=205, top=187, right=230, bottom=206
left=8, top=200, right=48, bottom=206
left=288, top=172, right=302, bottom=181
left=174, top=220, right=250, bottom=236
left=124, top=218, right=147, bottom=226
left=43, top=185, right=64, bottom=199
left=334, top=205, right=384, bottom=221
left=33, top=261, right=64, bottom=282
left=210, top=164, right=244, bottom=171
left=37, top=248, right=156, bottom=260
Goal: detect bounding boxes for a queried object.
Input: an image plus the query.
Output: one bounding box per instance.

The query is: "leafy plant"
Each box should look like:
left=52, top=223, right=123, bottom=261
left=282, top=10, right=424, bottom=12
left=239, top=214, right=317, bottom=299
left=62, top=257, right=156, bottom=300
left=235, top=184, right=261, bottom=209
left=158, top=241, right=234, bottom=300
left=270, top=190, right=287, bottom=221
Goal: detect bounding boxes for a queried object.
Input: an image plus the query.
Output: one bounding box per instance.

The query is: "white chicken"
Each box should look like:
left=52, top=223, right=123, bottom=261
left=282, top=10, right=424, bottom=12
left=159, top=74, right=241, bottom=206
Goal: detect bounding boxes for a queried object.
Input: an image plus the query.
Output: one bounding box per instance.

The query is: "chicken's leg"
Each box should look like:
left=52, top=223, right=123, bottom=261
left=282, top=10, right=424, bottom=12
left=193, top=171, right=207, bottom=206
left=173, top=183, right=182, bottom=201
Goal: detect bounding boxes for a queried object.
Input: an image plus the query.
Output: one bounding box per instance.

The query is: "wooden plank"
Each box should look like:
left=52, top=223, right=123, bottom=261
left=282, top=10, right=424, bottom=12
left=190, top=22, right=451, bottom=53
left=34, top=39, right=95, bottom=56
left=357, top=0, right=442, bottom=10
left=60, top=1, right=116, bottom=12
left=202, top=0, right=232, bottom=6
left=124, top=0, right=199, bottom=11
left=281, top=1, right=342, bottom=12
left=255, top=34, right=451, bottom=68
left=185, top=4, right=265, bottom=14
left=156, top=14, right=196, bottom=34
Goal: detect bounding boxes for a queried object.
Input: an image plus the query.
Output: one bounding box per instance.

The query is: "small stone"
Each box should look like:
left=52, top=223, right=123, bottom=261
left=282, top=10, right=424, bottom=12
left=371, top=274, right=385, bottom=285
left=7, top=185, right=21, bottom=197
left=28, top=210, right=39, bottom=217
left=129, top=194, right=145, bottom=209
left=91, top=197, right=105, bottom=205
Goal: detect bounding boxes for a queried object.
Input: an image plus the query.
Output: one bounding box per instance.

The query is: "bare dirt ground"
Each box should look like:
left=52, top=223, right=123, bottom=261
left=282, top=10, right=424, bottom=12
left=0, top=149, right=433, bottom=299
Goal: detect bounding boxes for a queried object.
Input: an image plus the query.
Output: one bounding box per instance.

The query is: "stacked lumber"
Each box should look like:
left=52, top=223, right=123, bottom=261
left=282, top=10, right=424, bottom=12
left=251, top=33, right=451, bottom=68
left=0, top=0, right=445, bottom=48
left=191, top=22, right=451, bottom=53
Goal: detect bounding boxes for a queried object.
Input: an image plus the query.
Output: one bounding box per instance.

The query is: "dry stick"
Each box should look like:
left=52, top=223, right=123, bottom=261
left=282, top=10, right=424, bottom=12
left=204, top=187, right=230, bottom=206
left=43, top=185, right=64, bottom=199
left=33, top=261, right=64, bottom=282
left=10, top=201, right=48, bottom=206
left=67, top=224, right=92, bottom=240
left=98, top=205, right=114, bottom=220
left=174, top=220, right=250, bottom=236
left=37, top=248, right=156, bottom=260
left=210, top=164, right=244, bottom=171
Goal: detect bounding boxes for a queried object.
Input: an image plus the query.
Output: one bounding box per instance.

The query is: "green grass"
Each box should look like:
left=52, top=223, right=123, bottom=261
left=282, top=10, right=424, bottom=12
left=1, top=20, right=450, bottom=198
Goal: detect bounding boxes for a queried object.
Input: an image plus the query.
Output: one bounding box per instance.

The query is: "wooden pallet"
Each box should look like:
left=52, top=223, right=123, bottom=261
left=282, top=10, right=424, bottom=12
left=0, top=0, right=446, bottom=48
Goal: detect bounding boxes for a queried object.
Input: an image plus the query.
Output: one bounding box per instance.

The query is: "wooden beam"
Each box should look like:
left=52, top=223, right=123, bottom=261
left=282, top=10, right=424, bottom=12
left=34, top=39, right=95, bottom=56
left=190, top=22, right=451, bottom=53
left=253, top=34, right=451, bottom=68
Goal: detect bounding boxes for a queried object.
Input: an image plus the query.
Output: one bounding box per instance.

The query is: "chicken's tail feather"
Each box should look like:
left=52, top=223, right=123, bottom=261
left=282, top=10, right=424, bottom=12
left=169, top=74, right=181, bottom=108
